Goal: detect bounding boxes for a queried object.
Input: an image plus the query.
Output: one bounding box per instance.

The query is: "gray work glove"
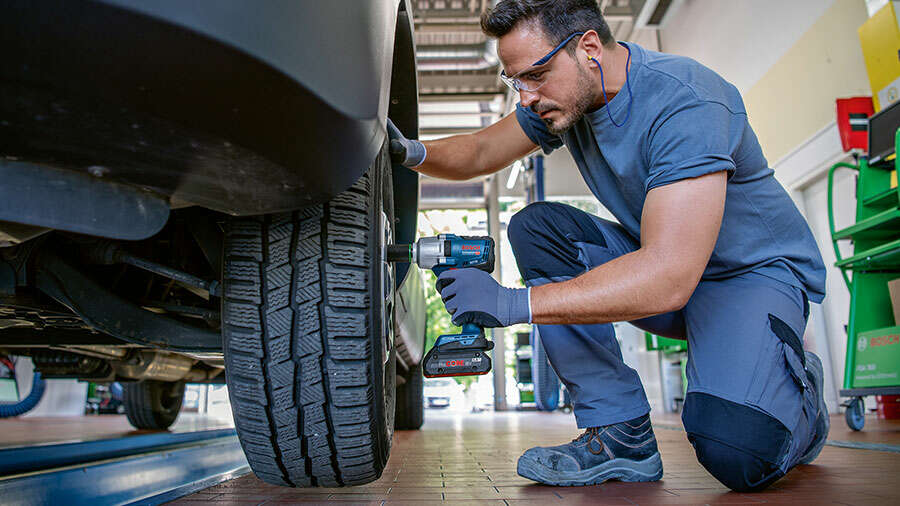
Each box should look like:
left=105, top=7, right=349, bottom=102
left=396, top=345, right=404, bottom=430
left=436, top=268, right=532, bottom=328
left=387, top=118, right=426, bottom=168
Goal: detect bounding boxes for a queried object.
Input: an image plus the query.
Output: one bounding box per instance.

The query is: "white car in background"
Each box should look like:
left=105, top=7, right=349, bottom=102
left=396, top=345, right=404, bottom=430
left=424, top=378, right=463, bottom=409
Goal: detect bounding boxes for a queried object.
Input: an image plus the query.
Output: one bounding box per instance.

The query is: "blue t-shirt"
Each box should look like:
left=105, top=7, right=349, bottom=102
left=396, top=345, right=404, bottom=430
left=516, top=42, right=826, bottom=303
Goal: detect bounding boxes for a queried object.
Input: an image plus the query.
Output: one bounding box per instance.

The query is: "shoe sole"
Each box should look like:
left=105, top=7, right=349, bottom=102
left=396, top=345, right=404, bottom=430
left=799, top=351, right=829, bottom=465
left=517, top=452, right=663, bottom=487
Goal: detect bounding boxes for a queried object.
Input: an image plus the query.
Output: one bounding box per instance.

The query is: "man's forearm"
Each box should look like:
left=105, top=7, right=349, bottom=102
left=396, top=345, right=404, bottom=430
left=530, top=248, right=696, bottom=324
left=404, top=114, right=539, bottom=181
left=414, top=134, right=492, bottom=181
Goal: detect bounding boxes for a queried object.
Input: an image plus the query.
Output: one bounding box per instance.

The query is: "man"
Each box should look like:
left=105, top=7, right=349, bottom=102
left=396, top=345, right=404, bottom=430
left=388, top=0, right=828, bottom=492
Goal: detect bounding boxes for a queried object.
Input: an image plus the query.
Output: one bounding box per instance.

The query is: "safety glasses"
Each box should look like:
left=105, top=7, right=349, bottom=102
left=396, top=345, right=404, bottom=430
left=499, top=31, right=585, bottom=93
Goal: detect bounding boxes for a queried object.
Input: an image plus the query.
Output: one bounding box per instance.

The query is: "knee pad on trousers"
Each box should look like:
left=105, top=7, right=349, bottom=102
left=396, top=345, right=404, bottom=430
left=683, top=392, right=789, bottom=492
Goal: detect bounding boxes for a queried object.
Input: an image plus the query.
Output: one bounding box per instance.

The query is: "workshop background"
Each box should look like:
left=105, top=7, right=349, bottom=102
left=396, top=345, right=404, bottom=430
left=414, top=0, right=890, bottom=420
left=2, top=0, right=900, bottom=504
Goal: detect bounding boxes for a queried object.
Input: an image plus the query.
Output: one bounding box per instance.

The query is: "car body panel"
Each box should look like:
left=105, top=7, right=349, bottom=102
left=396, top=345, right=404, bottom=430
left=100, top=0, right=395, bottom=121
left=0, top=0, right=417, bottom=216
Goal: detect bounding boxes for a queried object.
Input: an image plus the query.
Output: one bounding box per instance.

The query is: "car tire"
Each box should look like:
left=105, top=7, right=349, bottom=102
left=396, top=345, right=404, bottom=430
left=123, top=380, right=185, bottom=430
left=222, top=144, right=396, bottom=487
left=395, top=362, right=424, bottom=430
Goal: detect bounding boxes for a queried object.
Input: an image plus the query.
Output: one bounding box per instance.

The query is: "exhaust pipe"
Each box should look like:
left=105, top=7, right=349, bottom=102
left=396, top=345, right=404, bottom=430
left=114, top=351, right=196, bottom=382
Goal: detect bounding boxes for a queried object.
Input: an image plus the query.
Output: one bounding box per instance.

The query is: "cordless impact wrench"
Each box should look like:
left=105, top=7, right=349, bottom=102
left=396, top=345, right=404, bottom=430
left=387, top=234, right=495, bottom=378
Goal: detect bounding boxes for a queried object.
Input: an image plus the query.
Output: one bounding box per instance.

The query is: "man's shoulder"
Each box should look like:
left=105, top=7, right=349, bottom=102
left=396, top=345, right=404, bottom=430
left=635, top=44, right=744, bottom=114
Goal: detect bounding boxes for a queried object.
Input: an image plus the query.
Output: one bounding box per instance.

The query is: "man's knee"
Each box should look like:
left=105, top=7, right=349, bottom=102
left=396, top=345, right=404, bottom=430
left=683, top=392, right=789, bottom=492
left=507, top=201, right=567, bottom=252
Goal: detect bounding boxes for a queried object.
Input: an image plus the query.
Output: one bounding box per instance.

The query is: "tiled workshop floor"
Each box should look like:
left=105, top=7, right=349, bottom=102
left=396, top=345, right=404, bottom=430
left=172, top=410, right=900, bottom=505
left=0, top=412, right=233, bottom=447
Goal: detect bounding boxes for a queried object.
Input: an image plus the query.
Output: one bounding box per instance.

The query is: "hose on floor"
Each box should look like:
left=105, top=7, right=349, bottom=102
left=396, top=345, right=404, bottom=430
left=0, top=372, right=46, bottom=418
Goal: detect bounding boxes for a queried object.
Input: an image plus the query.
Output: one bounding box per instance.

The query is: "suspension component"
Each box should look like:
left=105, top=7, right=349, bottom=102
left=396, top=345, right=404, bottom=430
left=84, top=242, right=221, bottom=297
left=31, top=349, right=112, bottom=379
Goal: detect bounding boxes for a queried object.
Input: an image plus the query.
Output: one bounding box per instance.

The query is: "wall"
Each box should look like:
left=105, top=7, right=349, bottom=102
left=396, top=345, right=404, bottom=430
left=660, top=0, right=833, bottom=94
left=741, top=0, right=871, bottom=162
left=15, top=357, right=89, bottom=417
left=661, top=0, right=871, bottom=163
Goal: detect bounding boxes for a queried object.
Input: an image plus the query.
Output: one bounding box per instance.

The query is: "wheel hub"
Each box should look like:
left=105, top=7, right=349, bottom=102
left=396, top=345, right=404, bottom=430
left=380, top=211, right=394, bottom=366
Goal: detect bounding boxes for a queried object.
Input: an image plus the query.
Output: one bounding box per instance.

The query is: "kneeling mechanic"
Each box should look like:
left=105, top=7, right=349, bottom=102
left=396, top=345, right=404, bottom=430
left=388, top=0, right=828, bottom=492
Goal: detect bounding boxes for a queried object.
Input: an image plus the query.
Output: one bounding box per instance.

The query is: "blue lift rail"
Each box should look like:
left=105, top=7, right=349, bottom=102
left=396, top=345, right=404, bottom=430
left=0, top=429, right=248, bottom=505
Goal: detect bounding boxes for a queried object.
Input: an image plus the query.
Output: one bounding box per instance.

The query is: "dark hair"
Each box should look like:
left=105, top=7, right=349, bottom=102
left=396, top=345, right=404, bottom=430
left=481, top=0, right=614, bottom=49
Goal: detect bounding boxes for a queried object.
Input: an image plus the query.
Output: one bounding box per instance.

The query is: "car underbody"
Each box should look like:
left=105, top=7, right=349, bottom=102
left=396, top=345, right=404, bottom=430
left=0, top=0, right=425, bottom=487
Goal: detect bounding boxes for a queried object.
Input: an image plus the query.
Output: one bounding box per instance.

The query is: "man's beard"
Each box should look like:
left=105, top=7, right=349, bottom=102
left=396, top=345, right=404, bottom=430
left=535, top=66, right=594, bottom=135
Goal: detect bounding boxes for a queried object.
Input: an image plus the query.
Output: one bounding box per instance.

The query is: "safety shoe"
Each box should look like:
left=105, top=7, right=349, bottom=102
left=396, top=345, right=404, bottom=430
left=516, top=414, right=663, bottom=486
left=799, top=351, right=829, bottom=465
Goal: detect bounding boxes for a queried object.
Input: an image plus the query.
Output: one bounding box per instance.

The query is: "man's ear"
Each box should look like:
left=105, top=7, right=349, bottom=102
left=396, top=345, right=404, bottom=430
left=578, top=30, right=605, bottom=66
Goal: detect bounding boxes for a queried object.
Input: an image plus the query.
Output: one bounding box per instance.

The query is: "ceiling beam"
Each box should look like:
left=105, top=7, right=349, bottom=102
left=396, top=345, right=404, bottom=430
left=419, top=93, right=504, bottom=102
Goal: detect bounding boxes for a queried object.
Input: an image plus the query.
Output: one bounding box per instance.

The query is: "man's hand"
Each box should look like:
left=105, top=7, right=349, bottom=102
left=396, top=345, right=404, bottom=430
left=436, top=268, right=531, bottom=328
left=387, top=118, right=427, bottom=168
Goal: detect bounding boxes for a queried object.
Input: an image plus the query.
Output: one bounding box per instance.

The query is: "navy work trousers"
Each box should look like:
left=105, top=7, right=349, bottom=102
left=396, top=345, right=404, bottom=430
left=507, top=202, right=818, bottom=492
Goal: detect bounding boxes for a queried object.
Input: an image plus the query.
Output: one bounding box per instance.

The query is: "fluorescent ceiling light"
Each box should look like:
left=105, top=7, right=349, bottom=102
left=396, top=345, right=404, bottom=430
left=506, top=160, right=524, bottom=189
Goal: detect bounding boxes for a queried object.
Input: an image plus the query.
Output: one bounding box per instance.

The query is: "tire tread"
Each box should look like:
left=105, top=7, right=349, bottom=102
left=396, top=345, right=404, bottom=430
left=394, top=362, right=424, bottom=430
left=123, top=380, right=184, bottom=430
left=223, top=165, right=391, bottom=488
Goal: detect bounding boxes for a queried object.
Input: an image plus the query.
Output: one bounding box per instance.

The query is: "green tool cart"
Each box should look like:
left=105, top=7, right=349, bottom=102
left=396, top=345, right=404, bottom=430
left=645, top=333, right=688, bottom=413
left=645, top=333, right=688, bottom=354
left=828, top=102, right=900, bottom=431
